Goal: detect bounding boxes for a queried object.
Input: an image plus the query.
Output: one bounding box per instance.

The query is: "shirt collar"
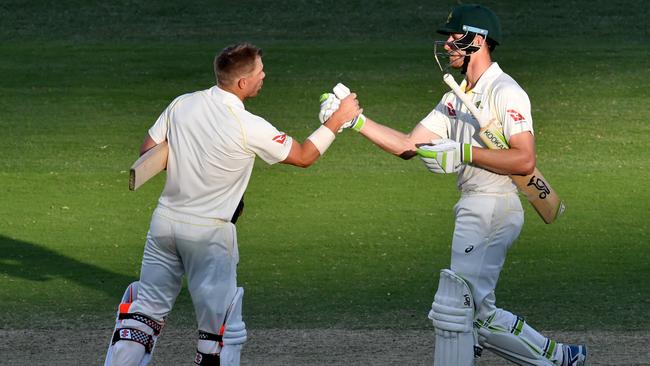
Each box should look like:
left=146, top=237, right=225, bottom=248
left=212, top=85, right=245, bottom=109
left=463, top=62, right=502, bottom=94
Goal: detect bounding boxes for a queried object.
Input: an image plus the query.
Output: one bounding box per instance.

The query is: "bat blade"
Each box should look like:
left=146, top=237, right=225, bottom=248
left=129, top=141, right=168, bottom=191
left=510, top=169, right=566, bottom=224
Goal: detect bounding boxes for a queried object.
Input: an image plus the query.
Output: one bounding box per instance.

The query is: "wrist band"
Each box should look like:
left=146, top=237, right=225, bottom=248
left=307, top=125, right=336, bottom=155
left=463, top=143, right=472, bottom=163
left=352, top=114, right=366, bottom=132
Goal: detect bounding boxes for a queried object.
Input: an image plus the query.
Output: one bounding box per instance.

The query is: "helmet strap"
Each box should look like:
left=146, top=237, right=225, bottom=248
left=461, top=55, right=470, bottom=74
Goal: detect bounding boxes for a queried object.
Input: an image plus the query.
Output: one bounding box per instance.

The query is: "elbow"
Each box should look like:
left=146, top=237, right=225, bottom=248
left=295, top=156, right=315, bottom=168
left=521, top=165, right=535, bottom=176
left=519, top=157, right=536, bottom=175
left=398, top=150, right=417, bottom=160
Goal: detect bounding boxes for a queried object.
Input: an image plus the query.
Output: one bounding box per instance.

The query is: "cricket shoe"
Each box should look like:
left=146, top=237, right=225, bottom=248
left=560, top=344, right=587, bottom=366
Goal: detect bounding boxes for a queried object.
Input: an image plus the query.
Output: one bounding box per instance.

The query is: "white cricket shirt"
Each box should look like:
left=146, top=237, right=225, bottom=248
left=419, top=63, right=534, bottom=194
left=148, top=86, right=293, bottom=220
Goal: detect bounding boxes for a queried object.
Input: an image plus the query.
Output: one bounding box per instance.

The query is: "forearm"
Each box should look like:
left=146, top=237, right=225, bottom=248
left=282, top=124, right=337, bottom=168
left=139, top=134, right=158, bottom=156
left=282, top=92, right=362, bottom=168
left=359, top=117, right=419, bottom=159
left=472, top=147, right=535, bottom=175
left=284, top=139, right=323, bottom=168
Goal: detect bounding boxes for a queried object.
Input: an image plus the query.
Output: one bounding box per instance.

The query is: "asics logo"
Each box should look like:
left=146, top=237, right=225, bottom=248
left=464, top=245, right=474, bottom=253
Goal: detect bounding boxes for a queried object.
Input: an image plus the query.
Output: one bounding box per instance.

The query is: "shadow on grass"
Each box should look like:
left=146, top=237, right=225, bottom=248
left=0, top=235, right=136, bottom=297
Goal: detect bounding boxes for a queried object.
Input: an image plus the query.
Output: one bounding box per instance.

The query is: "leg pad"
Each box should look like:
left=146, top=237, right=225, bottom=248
left=429, top=269, right=479, bottom=366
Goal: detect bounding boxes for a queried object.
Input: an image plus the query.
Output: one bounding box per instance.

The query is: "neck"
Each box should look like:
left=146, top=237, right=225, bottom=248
left=219, top=84, right=247, bottom=101
left=464, top=56, right=492, bottom=90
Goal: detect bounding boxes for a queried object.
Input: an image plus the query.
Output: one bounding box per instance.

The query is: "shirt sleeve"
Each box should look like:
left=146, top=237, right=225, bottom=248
left=491, top=84, right=534, bottom=142
left=418, top=95, right=452, bottom=138
left=148, top=96, right=184, bottom=143
left=244, top=115, right=293, bottom=165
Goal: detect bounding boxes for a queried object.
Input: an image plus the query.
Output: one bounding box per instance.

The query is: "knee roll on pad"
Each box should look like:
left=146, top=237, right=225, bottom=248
left=477, top=316, right=555, bottom=366
left=222, top=287, right=247, bottom=345
left=429, top=269, right=479, bottom=366
left=220, top=287, right=247, bottom=366
left=105, top=281, right=164, bottom=366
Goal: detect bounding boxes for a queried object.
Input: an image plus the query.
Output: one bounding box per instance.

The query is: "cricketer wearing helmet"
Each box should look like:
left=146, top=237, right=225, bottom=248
left=319, top=4, right=587, bottom=366
left=105, top=42, right=362, bottom=366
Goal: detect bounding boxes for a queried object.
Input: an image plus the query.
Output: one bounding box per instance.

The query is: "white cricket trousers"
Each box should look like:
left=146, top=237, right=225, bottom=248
left=449, top=192, right=524, bottom=320
left=449, top=192, right=565, bottom=362
left=130, top=206, right=240, bottom=334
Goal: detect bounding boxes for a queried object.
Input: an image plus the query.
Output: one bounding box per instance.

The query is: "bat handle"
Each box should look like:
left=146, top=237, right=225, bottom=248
left=442, top=73, right=486, bottom=128
left=333, top=83, right=351, bottom=99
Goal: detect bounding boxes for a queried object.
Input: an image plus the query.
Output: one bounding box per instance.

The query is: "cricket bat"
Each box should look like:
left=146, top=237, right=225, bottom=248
left=442, top=74, right=565, bottom=224
left=129, top=141, right=168, bottom=191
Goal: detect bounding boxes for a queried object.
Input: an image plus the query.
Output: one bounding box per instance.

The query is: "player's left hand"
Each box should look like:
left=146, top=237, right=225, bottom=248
left=416, top=138, right=472, bottom=174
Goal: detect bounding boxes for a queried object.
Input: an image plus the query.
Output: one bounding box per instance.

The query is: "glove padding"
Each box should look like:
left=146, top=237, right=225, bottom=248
left=318, top=87, right=365, bottom=132
left=416, top=138, right=472, bottom=174
left=319, top=93, right=341, bottom=124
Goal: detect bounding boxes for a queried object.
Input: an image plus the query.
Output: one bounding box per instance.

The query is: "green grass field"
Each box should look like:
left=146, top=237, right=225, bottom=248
left=1, top=0, right=648, bottom=335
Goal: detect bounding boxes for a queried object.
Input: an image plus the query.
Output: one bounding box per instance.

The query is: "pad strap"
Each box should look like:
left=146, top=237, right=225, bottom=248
left=194, top=350, right=220, bottom=365
left=199, top=330, right=223, bottom=343
left=112, top=328, right=154, bottom=353
left=118, top=312, right=163, bottom=335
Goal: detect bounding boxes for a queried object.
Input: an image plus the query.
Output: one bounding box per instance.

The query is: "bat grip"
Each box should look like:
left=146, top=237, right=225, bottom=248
left=333, top=83, right=350, bottom=99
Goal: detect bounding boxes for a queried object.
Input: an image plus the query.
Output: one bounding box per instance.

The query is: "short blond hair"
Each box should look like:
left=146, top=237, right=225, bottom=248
left=214, top=43, right=263, bottom=86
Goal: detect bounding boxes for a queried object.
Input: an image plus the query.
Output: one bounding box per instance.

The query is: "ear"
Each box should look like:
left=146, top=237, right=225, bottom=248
left=237, top=77, right=247, bottom=90
left=474, top=34, right=486, bottom=48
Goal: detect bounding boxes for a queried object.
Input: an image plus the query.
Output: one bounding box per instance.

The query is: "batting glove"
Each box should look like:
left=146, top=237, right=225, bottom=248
left=318, top=87, right=366, bottom=133
left=416, top=138, right=472, bottom=174
left=332, top=83, right=365, bottom=131
left=319, top=93, right=341, bottom=124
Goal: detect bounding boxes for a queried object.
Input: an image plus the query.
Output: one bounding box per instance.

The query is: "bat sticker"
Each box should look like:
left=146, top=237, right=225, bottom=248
left=527, top=175, right=551, bottom=199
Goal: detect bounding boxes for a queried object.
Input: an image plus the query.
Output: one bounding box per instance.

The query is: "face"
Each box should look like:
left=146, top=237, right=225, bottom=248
left=444, top=33, right=467, bottom=69
left=242, top=56, right=265, bottom=98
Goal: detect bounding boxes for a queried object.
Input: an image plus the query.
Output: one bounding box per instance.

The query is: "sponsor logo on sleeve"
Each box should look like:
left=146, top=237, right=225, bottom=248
left=506, top=109, right=526, bottom=123
left=446, top=102, right=456, bottom=117
left=272, top=133, right=287, bottom=144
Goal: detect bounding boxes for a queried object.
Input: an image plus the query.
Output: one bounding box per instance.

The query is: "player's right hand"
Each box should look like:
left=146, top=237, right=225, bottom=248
left=330, top=93, right=363, bottom=130
left=318, top=87, right=366, bottom=132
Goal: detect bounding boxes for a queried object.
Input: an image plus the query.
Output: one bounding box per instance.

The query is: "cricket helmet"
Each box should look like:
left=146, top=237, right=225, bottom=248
left=437, top=4, right=501, bottom=45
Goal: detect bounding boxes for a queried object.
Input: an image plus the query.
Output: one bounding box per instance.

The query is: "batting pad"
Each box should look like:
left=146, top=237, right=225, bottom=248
left=477, top=317, right=556, bottom=366
left=220, top=287, right=247, bottom=366
left=105, top=282, right=162, bottom=366
left=429, top=269, right=478, bottom=366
